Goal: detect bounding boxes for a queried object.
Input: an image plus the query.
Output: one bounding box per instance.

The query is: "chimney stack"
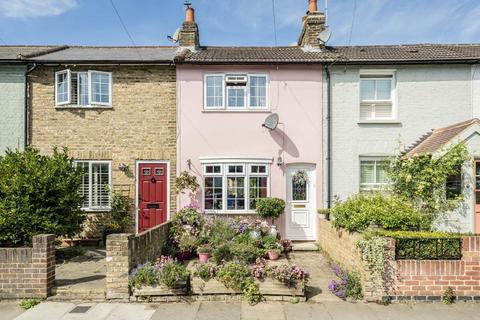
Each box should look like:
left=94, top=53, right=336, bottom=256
left=179, top=3, right=200, bottom=49
left=298, top=0, right=326, bottom=51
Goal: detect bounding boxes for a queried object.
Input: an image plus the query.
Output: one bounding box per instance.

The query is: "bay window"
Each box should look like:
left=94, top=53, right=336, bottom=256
left=76, top=161, right=111, bottom=210
left=202, top=162, right=270, bottom=213
left=204, top=73, right=268, bottom=110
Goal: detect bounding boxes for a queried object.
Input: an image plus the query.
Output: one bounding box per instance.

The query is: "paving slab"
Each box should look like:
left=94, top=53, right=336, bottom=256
left=14, top=302, right=76, bottom=320
left=196, top=302, right=240, bottom=320
left=0, top=302, right=25, bottom=320
left=59, top=303, right=115, bottom=320
left=150, top=302, right=199, bottom=320
left=105, top=303, right=155, bottom=320
left=241, top=301, right=286, bottom=320
left=283, top=302, right=332, bottom=320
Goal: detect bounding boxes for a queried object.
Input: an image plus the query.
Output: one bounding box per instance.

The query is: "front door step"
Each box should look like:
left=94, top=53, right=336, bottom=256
left=49, top=287, right=106, bottom=302
left=292, top=242, right=318, bottom=251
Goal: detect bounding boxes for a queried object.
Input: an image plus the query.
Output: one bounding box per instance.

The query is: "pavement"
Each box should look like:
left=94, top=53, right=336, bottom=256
left=3, top=301, right=480, bottom=320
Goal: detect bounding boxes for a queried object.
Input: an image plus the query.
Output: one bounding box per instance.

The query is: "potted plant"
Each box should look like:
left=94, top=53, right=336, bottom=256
left=263, top=235, right=282, bottom=261
left=102, top=192, right=132, bottom=245
left=177, top=233, right=198, bottom=261
left=317, top=208, right=330, bottom=220
left=256, top=198, right=286, bottom=235
left=197, top=244, right=213, bottom=263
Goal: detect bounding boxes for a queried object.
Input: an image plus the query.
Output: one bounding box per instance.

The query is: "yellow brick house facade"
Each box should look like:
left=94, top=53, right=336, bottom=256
left=28, top=47, right=178, bottom=237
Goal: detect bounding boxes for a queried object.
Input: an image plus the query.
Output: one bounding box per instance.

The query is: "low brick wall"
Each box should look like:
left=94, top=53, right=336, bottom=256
left=317, top=218, right=384, bottom=301
left=386, top=237, right=480, bottom=301
left=0, top=234, right=55, bottom=299
left=106, top=221, right=172, bottom=301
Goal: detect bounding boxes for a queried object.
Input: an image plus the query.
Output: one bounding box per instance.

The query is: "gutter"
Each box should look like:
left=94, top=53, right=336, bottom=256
left=324, top=65, right=332, bottom=209
left=24, top=63, right=37, bottom=149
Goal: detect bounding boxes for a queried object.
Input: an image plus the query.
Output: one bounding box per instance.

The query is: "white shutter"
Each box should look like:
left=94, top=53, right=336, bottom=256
left=360, top=104, right=374, bottom=120
left=374, top=103, right=393, bottom=119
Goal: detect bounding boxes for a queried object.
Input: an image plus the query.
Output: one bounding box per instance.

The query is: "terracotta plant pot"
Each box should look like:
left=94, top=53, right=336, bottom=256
left=198, top=253, right=210, bottom=263
left=268, top=251, right=280, bottom=260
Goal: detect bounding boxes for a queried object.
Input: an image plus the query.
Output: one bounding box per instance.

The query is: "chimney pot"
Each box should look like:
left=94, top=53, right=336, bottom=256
left=185, top=7, right=195, bottom=22
left=308, top=0, right=318, bottom=13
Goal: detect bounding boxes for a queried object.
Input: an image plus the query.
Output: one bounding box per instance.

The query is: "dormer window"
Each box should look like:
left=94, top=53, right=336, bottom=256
left=204, top=73, right=268, bottom=111
left=55, top=69, right=112, bottom=107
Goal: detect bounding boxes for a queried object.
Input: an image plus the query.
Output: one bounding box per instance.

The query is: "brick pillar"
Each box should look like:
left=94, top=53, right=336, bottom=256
left=32, top=234, right=55, bottom=298
left=106, top=233, right=131, bottom=301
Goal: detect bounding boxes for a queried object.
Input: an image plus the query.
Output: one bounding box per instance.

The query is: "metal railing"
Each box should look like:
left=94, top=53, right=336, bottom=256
left=395, top=238, right=462, bottom=260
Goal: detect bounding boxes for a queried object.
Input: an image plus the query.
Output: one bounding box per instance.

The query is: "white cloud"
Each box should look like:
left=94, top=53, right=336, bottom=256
left=0, top=0, right=77, bottom=18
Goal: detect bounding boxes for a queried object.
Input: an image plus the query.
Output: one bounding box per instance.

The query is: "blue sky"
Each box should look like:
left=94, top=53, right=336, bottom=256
left=0, top=0, right=480, bottom=47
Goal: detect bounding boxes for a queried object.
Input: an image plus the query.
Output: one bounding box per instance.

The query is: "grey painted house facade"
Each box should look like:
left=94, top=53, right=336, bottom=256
left=0, top=64, right=26, bottom=154
left=323, top=47, right=480, bottom=233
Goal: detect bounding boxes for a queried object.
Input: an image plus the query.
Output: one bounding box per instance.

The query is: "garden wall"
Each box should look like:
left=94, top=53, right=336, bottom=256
left=0, top=234, right=55, bottom=299
left=386, top=237, right=480, bottom=301
left=317, top=218, right=384, bottom=301
left=106, top=221, right=172, bottom=301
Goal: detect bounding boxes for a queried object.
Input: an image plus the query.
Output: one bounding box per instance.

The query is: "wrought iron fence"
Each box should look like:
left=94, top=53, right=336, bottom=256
left=395, top=238, right=462, bottom=260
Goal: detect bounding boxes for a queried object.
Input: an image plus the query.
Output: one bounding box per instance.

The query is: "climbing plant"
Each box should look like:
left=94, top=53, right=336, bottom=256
left=388, top=142, right=469, bottom=228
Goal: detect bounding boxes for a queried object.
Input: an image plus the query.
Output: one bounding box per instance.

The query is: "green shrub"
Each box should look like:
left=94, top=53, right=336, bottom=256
left=106, top=192, right=132, bottom=232
left=242, top=279, right=262, bottom=305
left=19, top=298, right=42, bottom=310
left=216, top=262, right=251, bottom=291
left=208, top=219, right=237, bottom=246
left=331, top=193, right=425, bottom=232
left=194, top=262, right=217, bottom=281
left=0, top=147, right=85, bottom=246
left=129, top=263, right=159, bottom=289
left=256, top=197, right=285, bottom=223
left=159, top=262, right=189, bottom=288
left=367, top=230, right=464, bottom=239
left=230, top=242, right=264, bottom=263
left=346, top=272, right=363, bottom=300
left=212, top=243, right=233, bottom=263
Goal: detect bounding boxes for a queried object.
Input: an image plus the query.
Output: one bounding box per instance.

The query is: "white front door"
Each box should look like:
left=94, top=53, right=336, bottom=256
left=285, top=164, right=316, bottom=240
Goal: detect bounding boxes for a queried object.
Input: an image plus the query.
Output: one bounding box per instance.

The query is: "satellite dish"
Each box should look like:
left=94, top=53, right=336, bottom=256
left=317, top=28, right=332, bottom=44
left=167, top=28, right=181, bottom=43
left=262, top=113, right=279, bottom=130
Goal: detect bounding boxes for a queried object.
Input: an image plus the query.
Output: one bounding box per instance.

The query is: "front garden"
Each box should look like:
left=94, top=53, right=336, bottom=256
left=128, top=205, right=309, bottom=304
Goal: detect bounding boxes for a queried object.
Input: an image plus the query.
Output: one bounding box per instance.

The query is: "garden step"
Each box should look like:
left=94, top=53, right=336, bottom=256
left=292, top=242, right=318, bottom=251
left=49, top=287, right=106, bottom=302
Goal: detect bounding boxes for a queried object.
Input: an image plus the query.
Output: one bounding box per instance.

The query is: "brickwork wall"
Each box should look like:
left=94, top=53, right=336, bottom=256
left=105, top=221, right=171, bottom=301
left=0, top=234, right=55, bottom=299
left=317, top=218, right=384, bottom=301
left=387, top=237, right=480, bottom=300
left=29, top=65, right=177, bottom=236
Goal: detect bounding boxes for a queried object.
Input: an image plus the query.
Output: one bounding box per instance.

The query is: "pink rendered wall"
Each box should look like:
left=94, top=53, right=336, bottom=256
left=177, top=64, right=323, bottom=233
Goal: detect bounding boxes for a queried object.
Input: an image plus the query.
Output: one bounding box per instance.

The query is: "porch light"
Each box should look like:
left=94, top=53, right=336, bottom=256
left=118, top=163, right=128, bottom=172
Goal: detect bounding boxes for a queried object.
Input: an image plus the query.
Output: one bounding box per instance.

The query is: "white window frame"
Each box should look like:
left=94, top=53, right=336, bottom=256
left=75, top=160, right=112, bottom=211
left=359, top=157, right=390, bottom=192
left=203, top=73, right=269, bottom=111
left=55, top=69, right=71, bottom=106
left=200, top=159, right=272, bottom=214
left=359, top=70, right=397, bottom=122
left=204, top=74, right=226, bottom=110
left=54, top=69, right=112, bottom=107
left=88, top=70, right=112, bottom=106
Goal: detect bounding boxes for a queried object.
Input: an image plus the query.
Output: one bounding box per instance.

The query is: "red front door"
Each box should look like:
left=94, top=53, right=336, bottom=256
left=138, top=163, right=167, bottom=233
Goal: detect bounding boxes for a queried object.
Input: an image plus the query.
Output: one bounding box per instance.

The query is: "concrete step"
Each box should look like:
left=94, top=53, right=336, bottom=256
left=292, top=242, right=318, bottom=251
left=49, top=287, right=106, bottom=302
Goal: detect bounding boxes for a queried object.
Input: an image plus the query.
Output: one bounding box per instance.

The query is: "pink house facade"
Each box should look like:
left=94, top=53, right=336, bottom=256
left=177, top=63, right=323, bottom=240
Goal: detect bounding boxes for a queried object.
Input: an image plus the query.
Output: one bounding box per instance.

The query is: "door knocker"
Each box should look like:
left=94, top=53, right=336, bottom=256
left=151, top=177, right=157, bottom=183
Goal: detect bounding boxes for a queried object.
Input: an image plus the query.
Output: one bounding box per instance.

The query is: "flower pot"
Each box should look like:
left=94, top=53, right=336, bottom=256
left=198, top=253, right=210, bottom=263
left=268, top=251, right=280, bottom=260
left=269, top=226, right=278, bottom=237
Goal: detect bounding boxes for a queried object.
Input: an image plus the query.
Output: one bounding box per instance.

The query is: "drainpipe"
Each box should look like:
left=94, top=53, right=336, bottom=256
left=24, top=63, right=37, bottom=149
left=325, top=65, right=332, bottom=209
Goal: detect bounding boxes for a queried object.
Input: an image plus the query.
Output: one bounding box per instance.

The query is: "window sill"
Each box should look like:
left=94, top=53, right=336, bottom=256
left=205, top=210, right=257, bottom=215
left=82, top=207, right=111, bottom=213
left=56, top=105, right=113, bottom=110
left=202, top=109, right=271, bottom=114
left=358, top=120, right=401, bottom=125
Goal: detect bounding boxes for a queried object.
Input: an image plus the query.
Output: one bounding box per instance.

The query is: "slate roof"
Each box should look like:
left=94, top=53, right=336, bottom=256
left=405, top=118, right=480, bottom=157
left=29, top=46, right=178, bottom=63
left=181, top=44, right=480, bottom=64
left=0, top=46, right=62, bottom=61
